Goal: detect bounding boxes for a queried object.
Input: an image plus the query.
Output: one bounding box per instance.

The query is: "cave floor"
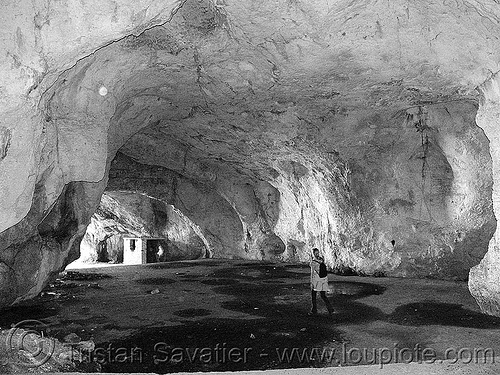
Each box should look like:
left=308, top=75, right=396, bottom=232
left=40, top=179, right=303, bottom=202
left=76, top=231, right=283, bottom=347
left=1, top=259, right=500, bottom=373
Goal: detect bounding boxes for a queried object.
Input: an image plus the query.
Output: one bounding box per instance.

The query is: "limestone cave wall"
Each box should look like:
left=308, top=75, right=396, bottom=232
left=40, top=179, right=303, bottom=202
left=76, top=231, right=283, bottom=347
left=469, top=75, right=500, bottom=317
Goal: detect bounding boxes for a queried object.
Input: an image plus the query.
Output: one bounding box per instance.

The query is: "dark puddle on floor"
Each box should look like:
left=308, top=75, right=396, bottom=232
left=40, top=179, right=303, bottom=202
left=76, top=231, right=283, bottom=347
left=96, top=316, right=344, bottom=373
left=388, top=301, right=500, bottom=328
left=0, top=304, right=59, bottom=328
left=333, top=281, right=385, bottom=299
left=215, top=280, right=387, bottom=325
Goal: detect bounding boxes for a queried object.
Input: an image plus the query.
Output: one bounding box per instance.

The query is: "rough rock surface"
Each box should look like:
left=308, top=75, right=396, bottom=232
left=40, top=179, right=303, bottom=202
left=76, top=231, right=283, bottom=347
left=1, top=0, right=500, bottom=312
left=0, top=0, right=187, bottom=306
left=469, top=75, right=500, bottom=317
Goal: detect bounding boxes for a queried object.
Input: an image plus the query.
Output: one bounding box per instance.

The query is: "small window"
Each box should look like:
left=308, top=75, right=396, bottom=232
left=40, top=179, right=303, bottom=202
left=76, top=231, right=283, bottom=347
left=130, top=239, right=136, bottom=251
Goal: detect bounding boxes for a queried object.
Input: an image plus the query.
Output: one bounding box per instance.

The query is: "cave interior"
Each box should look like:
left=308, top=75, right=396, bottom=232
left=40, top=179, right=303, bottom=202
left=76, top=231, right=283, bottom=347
left=1, top=0, right=500, bottom=372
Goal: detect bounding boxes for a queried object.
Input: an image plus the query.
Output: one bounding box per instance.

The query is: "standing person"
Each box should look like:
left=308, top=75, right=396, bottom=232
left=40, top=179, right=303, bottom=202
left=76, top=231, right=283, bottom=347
left=156, top=244, right=165, bottom=263
left=309, top=247, right=334, bottom=316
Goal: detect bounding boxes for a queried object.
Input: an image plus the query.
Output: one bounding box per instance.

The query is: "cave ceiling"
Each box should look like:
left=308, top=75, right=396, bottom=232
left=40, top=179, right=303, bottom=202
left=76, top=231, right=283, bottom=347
left=41, top=0, right=500, bottom=184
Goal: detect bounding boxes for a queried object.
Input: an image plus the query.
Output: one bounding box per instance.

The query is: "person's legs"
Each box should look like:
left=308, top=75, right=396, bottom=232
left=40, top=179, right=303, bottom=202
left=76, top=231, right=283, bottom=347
left=320, top=291, right=334, bottom=315
left=309, top=289, right=318, bottom=315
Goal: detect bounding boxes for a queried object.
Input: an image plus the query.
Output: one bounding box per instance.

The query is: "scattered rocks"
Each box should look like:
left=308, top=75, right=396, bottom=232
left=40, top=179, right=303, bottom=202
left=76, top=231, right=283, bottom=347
left=61, top=271, right=111, bottom=281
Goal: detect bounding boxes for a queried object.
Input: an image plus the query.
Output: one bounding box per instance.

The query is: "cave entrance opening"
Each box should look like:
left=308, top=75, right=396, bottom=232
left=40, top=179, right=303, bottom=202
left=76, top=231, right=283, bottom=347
left=67, top=190, right=210, bottom=269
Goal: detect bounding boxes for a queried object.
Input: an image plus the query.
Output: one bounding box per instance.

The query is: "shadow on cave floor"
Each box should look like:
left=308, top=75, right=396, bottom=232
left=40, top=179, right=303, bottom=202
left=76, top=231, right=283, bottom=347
left=388, top=301, right=500, bottom=328
left=1, top=259, right=499, bottom=372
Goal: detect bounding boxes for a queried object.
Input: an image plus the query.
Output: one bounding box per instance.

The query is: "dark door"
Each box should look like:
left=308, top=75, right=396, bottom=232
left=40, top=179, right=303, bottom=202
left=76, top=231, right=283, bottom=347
left=146, top=239, right=159, bottom=263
